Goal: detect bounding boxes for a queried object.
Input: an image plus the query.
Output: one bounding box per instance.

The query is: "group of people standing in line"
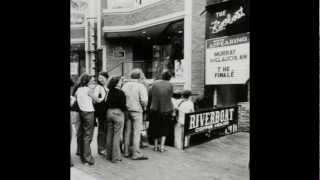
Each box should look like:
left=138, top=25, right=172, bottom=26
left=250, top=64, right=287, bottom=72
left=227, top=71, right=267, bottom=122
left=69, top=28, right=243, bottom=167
left=70, top=69, right=195, bottom=167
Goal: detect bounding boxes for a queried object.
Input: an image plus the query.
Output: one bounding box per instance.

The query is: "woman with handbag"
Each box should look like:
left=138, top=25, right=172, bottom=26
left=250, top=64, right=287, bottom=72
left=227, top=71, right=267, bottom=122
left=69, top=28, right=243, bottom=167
left=93, top=71, right=109, bottom=156
left=74, top=73, right=99, bottom=166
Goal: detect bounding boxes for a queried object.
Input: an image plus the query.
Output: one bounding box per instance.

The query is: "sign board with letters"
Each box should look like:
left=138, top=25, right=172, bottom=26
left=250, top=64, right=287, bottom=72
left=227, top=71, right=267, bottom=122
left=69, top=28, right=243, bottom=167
left=205, top=32, right=249, bottom=85
left=70, top=62, right=79, bottom=75
left=184, top=106, right=238, bottom=137
left=206, top=0, right=249, bottom=39
left=113, top=47, right=126, bottom=58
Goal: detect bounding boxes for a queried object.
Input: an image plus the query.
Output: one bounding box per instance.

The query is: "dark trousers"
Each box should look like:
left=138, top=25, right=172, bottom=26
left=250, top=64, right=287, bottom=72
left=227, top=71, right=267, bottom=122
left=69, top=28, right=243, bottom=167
left=77, top=111, right=95, bottom=164
left=70, top=118, right=73, bottom=165
left=97, top=114, right=107, bottom=153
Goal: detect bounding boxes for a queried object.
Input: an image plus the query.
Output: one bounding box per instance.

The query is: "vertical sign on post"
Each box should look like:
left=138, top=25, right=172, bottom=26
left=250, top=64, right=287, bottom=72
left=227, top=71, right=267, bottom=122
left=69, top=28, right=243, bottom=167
left=70, top=62, right=79, bottom=75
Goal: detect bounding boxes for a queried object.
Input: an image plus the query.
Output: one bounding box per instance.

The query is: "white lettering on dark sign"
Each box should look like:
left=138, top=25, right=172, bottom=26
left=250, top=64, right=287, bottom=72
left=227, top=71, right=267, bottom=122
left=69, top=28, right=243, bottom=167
left=209, top=6, right=245, bottom=34
left=189, top=108, right=235, bottom=130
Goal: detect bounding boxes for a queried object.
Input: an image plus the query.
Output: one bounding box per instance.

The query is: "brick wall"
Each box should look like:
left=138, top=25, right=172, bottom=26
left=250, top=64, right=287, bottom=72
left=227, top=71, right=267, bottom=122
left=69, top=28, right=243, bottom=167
left=71, top=28, right=85, bottom=39
left=191, top=0, right=206, bottom=95
left=103, top=0, right=184, bottom=26
left=237, top=102, right=249, bottom=132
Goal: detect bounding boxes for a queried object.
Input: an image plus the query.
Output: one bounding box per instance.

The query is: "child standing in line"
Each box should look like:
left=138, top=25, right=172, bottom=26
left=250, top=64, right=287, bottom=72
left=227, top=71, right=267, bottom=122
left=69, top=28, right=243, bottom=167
left=174, top=90, right=194, bottom=149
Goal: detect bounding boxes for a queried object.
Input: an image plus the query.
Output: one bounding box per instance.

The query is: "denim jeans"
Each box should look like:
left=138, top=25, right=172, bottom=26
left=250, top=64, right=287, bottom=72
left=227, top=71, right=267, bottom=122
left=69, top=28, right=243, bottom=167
left=78, top=111, right=95, bottom=164
left=97, top=114, right=107, bottom=153
left=106, top=108, right=124, bottom=162
left=124, top=111, right=143, bottom=158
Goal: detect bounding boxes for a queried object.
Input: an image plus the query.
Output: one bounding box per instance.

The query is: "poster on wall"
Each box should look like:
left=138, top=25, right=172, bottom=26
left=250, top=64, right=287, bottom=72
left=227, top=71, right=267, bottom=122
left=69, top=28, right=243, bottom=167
left=70, top=62, right=79, bottom=75
left=71, top=0, right=89, bottom=25
left=205, top=32, right=249, bottom=85
left=113, top=47, right=126, bottom=58
left=174, top=59, right=185, bottom=81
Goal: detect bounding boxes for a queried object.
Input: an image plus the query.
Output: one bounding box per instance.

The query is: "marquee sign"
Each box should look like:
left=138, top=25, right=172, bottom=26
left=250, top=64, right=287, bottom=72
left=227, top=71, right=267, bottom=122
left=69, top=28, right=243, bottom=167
left=205, top=32, right=249, bottom=85
left=206, top=0, right=249, bottom=39
left=184, top=106, right=238, bottom=136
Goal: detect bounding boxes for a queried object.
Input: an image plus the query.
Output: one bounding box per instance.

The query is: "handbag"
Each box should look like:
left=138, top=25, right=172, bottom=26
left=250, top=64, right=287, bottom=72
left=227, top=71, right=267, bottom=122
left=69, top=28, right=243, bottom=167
left=94, top=87, right=108, bottom=115
left=71, top=97, right=80, bottom=112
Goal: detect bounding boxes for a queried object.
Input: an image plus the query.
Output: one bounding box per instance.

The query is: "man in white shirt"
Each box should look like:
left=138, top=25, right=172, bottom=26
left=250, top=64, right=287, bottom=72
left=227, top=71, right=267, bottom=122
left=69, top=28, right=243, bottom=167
left=122, top=69, right=149, bottom=160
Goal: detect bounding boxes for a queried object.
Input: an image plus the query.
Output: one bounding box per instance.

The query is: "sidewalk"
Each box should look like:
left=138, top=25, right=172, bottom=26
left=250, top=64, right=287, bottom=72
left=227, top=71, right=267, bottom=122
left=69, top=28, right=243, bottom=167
left=71, top=127, right=249, bottom=180
left=71, top=167, right=100, bottom=180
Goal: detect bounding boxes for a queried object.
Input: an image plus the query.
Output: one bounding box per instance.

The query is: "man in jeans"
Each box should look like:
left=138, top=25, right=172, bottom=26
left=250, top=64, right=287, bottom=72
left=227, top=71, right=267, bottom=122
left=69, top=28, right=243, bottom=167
left=122, top=69, right=149, bottom=160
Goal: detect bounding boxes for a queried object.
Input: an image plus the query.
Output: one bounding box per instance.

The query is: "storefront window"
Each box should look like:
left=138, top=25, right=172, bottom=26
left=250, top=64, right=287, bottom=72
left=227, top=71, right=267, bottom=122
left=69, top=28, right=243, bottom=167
left=70, top=43, right=85, bottom=82
left=70, top=0, right=89, bottom=25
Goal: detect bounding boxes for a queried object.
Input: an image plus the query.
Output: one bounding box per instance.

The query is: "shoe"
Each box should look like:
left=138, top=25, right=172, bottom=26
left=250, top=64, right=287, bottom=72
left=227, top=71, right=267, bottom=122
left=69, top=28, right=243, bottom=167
left=98, top=150, right=107, bottom=156
left=83, top=161, right=94, bottom=166
left=87, top=161, right=94, bottom=166
left=132, top=156, right=148, bottom=160
left=124, top=154, right=131, bottom=158
left=82, top=158, right=95, bottom=166
left=111, top=159, right=122, bottom=163
left=140, top=144, right=149, bottom=148
left=153, top=147, right=159, bottom=152
left=158, top=148, right=167, bottom=153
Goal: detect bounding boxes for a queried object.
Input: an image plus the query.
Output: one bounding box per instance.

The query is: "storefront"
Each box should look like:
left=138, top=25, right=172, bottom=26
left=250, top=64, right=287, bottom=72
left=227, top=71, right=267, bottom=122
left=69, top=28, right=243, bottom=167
left=182, top=0, right=250, bottom=148
left=103, top=18, right=186, bottom=91
left=99, top=0, right=250, bottom=149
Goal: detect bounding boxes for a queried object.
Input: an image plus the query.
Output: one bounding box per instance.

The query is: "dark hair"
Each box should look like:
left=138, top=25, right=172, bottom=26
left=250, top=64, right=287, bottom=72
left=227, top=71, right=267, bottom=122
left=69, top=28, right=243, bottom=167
left=130, top=69, right=141, bottom=79
left=79, top=73, right=93, bottom=87
left=107, top=76, right=121, bottom=89
left=70, top=79, right=74, bottom=87
left=99, top=71, right=109, bottom=79
left=182, top=90, right=192, bottom=99
left=161, top=71, right=172, bottom=81
left=98, top=71, right=109, bottom=86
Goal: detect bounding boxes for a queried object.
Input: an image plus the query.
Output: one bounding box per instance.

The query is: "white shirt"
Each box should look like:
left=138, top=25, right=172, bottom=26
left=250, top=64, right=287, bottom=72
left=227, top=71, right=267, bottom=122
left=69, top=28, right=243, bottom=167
left=94, top=85, right=109, bottom=103
left=172, top=98, right=182, bottom=109
left=70, top=96, right=76, bottom=107
left=75, top=86, right=95, bottom=112
left=177, top=99, right=194, bottom=125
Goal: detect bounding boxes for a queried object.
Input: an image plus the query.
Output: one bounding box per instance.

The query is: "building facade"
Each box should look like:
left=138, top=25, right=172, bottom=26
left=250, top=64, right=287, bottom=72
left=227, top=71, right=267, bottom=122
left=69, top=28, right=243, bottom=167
left=71, top=0, right=249, bottom=107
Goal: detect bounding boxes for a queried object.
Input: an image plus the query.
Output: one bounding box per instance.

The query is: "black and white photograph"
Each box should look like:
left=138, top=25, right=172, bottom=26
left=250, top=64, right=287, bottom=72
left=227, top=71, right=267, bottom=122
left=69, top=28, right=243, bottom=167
left=70, top=0, right=248, bottom=179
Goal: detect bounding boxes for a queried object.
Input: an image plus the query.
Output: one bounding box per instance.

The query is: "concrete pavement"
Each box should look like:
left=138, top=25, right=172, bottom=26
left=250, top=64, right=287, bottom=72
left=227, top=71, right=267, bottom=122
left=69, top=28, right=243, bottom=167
left=71, top=126, right=249, bottom=180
